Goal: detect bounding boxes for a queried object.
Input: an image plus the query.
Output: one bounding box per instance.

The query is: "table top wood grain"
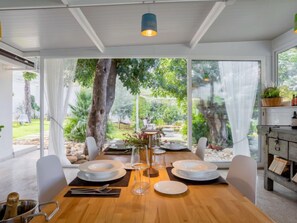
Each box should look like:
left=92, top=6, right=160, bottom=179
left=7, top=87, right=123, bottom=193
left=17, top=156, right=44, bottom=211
left=31, top=151, right=273, bottom=223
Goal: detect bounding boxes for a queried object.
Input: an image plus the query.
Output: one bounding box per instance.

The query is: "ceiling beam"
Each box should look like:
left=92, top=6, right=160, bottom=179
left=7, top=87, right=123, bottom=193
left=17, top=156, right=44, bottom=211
left=66, top=0, right=224, bottom=7
left=0, top=0, right=226, bottom=10
left=61, top=0, right=105, bottom=53
left=189, top=1, right=226, bottom=49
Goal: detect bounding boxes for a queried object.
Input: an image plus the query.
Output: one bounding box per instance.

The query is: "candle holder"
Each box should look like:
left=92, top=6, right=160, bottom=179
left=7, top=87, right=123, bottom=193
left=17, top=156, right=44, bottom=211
left=143, top=131, right=159, bottom=177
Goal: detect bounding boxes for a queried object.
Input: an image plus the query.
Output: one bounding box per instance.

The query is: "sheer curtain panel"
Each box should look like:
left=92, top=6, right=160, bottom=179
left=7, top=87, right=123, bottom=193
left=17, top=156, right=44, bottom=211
left=45, top=58, right=77, bottom=166
left=219, top=61, right=259, bottom=156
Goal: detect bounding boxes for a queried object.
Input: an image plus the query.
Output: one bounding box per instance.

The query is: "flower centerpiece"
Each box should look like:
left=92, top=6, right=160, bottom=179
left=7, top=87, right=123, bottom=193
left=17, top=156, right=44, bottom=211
left=123, top=132, right=149, bottom=148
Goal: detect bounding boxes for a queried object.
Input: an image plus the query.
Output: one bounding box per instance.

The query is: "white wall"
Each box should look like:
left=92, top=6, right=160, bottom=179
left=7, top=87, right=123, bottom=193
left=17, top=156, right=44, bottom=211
left=0, top=64, right=13, bottom=161
left=34, top=40, right=272, bottom=83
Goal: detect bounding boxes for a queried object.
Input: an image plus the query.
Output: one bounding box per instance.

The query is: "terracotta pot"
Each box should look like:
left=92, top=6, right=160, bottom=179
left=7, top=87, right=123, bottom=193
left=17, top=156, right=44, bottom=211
left=261, top=98, right=282, bottom=107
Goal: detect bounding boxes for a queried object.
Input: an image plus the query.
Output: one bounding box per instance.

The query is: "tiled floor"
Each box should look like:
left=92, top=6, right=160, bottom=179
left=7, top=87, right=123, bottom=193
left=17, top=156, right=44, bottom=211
left=0, top=150, right=296, bottom=223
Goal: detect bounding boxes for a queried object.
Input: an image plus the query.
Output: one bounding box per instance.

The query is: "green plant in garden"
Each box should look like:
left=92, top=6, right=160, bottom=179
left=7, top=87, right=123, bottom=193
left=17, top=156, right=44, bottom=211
left=261, top=87, right=281, bottom=98
left=181, top=113, right=209, bottom=144
left=64, top=89, right=92, bottom=142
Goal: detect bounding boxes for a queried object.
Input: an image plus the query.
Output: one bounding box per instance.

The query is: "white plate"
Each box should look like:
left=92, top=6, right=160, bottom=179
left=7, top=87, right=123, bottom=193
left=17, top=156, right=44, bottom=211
left=124, top=162, right=134, bottom=170
left=161, top=143, right=187, bottom=151
left=153, top=149, right=166, bottom=154
left=77, top=168, right=127, bottom=182
left=79, top=160, right=124, bottom=174
left=108, top=145, right=128, bottom=150
left=172, top=160, right=217, bottom=173
left=171, top=168, right=220, bottom=181
left=154, top=181, right=188, bottom=195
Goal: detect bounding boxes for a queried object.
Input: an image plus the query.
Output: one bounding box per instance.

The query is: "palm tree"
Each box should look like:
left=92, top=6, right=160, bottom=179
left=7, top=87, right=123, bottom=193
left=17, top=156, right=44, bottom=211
left=23, top=72, right=37, bottom=123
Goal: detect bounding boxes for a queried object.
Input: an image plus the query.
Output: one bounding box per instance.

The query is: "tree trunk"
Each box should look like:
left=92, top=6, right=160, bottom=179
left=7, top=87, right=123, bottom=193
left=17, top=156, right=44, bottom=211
left=87, top=59, right=112, bottom=151
left=199, top=100, right=227, bottom=146
left=103, top=60, right=117, bottom=137
left=24, top=80, right=31, bottom=123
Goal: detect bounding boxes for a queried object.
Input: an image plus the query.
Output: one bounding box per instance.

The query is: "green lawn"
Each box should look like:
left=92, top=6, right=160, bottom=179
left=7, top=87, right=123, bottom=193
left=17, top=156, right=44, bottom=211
left=108, top=123, right=134, bottom=139
left=13, top=119, right=50, bottom=139
left=13, top=120, right=133, bottom=140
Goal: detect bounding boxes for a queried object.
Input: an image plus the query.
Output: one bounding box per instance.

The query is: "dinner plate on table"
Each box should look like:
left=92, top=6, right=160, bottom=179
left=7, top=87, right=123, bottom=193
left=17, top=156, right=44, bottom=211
left=108, top=145, right=129, bottom=150
left=154, top=181, right=188, bottom=195
left=77, top=168, right=127, bottom=182
left=160, top=143, right=187, bottom=151
left=124, top=162, right=134, bottom=170
left=171, top=168, right=220, bottom=181
left=153, top=149, right=166, bottom=154
left=172, top=160, right=217, bottom=173
left=79, top=160, right=124, bottom=174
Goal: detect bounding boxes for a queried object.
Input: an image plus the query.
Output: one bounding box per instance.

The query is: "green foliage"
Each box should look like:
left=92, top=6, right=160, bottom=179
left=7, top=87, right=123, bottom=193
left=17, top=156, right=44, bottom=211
left=74, top=59, right=98, bottom=87
left=64, top=89, right=92, bottom=142
left=132, top=97, right=185, bottom=128
left=117, top=59, right=157, bottom=95
left=151, top=59, right=187, bottom=103
left=30, top=95, right=40, bottom=119
left=279, top=85, right=294, bottom=100
left=278, top=47, right=297, bottom=88
left=106, top=121, right=115, bottom=139
left=111, top=78, right=134, bottom=123
left=23, top=72, right=37, bottom=81
left=261, top=87, right=281, bottom=98
left=0, top=125, right=4, bottom=137
left=181, top=113, right=209, bottom=144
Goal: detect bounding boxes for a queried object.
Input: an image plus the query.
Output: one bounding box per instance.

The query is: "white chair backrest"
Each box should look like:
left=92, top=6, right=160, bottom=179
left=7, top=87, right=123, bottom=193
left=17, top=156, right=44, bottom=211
left=86, top=136, right=99, bottom=160
left=226, top=155, right=257, bottom=203
left=195, top=137, right=207, bottom=160
left=36, top=155, right=67, bottom=203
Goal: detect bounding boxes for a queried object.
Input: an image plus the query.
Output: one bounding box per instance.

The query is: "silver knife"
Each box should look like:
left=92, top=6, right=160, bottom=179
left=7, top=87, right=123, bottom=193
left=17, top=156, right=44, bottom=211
left=70, top=190, right=120, bottom=195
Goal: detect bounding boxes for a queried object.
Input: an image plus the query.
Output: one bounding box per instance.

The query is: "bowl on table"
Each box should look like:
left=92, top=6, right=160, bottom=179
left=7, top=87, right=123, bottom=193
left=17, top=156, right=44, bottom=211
left=172, top=160, right=218, bottom=178
left=79, top=160, right=124, bottom=179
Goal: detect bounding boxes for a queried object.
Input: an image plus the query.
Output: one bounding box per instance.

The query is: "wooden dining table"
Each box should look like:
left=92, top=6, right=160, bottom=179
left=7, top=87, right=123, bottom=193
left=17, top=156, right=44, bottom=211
left=32, top=151, right=274, bottom=223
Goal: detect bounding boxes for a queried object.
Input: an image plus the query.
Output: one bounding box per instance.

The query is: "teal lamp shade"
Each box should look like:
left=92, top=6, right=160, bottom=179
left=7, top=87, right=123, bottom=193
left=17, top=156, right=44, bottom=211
left=295, top=14, right=297, bottom=33
left=141, top=13, right=157, bottom=37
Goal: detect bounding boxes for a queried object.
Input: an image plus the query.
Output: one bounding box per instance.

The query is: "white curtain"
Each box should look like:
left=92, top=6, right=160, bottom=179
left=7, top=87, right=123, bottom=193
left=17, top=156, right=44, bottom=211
left=45, top=58, right=77, bottom=165
left=219, top=61, right=259, bottom=156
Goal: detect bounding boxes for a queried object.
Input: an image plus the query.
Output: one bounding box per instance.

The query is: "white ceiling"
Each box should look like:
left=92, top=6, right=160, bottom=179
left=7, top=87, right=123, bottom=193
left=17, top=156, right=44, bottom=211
left=0, top=0, right=296, bottom=53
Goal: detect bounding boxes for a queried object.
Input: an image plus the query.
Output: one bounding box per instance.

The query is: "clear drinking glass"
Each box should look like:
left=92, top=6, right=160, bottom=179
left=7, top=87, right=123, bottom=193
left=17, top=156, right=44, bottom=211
left=153, top=153, right=166, bottom=169
left=131, top=147, right=150, bottom=195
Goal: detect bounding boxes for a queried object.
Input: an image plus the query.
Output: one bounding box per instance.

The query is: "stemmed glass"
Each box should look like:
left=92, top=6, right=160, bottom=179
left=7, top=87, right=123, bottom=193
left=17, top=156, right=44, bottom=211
left=130, top=146, right=150, bottom=195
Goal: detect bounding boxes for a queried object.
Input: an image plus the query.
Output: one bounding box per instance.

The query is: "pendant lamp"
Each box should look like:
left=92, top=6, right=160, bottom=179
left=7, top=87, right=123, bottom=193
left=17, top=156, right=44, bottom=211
left=141, top=13, right=157, bottom=37
left=295, top=14, right=297, bottom=33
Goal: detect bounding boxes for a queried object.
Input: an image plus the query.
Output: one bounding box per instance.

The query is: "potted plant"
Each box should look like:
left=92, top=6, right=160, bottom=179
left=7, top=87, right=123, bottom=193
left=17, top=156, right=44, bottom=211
left=261, top=86, right=282, bottom=107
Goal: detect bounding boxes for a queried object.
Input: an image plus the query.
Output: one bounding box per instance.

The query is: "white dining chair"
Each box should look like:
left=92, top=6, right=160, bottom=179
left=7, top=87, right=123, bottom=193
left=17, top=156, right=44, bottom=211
left=195, top=137, right=207, bottom=160
left=36, top=155, right=67, bottom=203
left=226, top=155, right=257, bottom=204
left=86, top=136, right=99, bottom=160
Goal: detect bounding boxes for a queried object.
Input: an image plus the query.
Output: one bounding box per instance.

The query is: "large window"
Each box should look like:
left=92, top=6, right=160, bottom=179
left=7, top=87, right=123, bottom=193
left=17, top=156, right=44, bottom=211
left=191, top=60, right=261, bottom=162
left=277, top=46, right=297, bottom=90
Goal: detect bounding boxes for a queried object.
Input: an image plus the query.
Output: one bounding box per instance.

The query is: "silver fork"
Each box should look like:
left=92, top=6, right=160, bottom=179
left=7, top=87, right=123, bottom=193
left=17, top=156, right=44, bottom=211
left=70, top=184, right=110, bottom=193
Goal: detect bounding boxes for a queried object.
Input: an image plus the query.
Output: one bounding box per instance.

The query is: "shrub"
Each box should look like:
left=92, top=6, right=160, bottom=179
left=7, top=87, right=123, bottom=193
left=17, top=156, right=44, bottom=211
left=64, top=89, right=92, bottom=142
left=181, top=113, right=209, bottom=144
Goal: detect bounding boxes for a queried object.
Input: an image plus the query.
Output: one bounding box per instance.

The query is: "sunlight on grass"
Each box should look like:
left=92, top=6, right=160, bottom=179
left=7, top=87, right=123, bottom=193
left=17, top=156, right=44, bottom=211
left=13, top=119, right=50, bottom=139
left=108, top=123, right=134, bottom=140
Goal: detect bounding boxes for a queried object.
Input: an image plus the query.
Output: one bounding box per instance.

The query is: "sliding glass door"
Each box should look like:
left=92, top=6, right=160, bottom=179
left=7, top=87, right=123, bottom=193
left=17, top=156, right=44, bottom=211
left=191, top=60, right=261, bottom=163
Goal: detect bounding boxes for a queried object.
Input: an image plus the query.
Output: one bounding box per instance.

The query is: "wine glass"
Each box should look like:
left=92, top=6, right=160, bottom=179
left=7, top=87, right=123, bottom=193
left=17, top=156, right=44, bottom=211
left=130, top=146, right=150, bottom=195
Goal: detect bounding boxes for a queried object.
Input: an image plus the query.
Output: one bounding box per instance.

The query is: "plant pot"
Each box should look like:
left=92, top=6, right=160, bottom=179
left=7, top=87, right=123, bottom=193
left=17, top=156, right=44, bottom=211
left=261, top=98, right=282, bottom=107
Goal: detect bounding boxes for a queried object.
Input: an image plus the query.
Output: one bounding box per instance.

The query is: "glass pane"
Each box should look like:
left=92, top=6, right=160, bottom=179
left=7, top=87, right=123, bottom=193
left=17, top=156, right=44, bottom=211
left=191, top=60, right=260, bottom=162
left=278, top=47, right=297, bottom=90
